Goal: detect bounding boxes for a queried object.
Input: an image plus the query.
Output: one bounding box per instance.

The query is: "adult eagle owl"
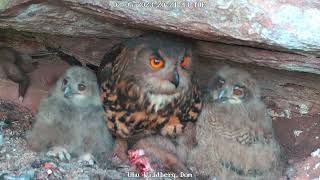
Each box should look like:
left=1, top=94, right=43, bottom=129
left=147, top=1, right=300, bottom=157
left=98, top=33, right=202, bottom=161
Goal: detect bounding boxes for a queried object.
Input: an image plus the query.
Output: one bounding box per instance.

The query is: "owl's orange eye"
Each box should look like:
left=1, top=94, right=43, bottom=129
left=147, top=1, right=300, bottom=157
left=180, top=56, right=189, bottom=68
left=233, top=87, right=243, bottom=96
left=149, top=57, right=165, bottom=69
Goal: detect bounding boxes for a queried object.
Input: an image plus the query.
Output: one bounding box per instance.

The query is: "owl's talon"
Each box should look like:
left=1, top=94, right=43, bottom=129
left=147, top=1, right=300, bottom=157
left=112, top=138, right=128, bottom=162
left=112, top=151, right=128, bottom=163
left=79, top=153, right=96, bottom=166
left=47, top=146, right=71, bottom=161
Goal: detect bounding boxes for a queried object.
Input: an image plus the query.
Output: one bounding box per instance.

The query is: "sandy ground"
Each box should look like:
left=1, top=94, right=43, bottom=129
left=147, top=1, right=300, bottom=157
left=290, top=150, right=320, bottom=180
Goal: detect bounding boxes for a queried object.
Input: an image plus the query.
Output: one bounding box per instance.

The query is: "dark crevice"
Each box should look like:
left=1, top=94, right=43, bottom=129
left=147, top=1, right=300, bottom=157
left=42, top=46, right=100, bottom=73
left=86, top=63, right=99, bottom=72
left=45, top=46, right=82, bottom=66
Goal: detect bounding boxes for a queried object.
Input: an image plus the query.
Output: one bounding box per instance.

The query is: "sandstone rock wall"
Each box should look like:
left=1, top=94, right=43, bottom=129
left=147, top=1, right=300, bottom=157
left=1, top=0, right=320, bottom=73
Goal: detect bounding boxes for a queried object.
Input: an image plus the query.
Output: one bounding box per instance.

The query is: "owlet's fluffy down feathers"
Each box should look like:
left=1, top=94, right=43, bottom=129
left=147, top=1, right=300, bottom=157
left=27, top=66, right=114, bottom=161
left=180, top=66, right=282, bottom=179
left=98, top=33, right=202, bottom=160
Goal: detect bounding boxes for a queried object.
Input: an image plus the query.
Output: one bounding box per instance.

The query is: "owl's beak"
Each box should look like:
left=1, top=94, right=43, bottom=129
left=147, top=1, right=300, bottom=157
left=63, top=85, right=73, bottom=98
left=218, top=89, right=227, bottom=100
left=170, top=69, right=180, bottom=88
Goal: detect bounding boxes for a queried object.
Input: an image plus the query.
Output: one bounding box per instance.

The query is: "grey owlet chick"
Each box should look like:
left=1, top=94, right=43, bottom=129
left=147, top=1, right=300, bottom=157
left=180, top=66, right=282, bottom=179
left=26, top=66, right=114, bottom=163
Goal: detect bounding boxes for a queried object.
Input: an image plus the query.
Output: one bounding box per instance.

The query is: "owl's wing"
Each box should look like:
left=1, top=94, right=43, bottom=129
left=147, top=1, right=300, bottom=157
left=204, top=118, right=255, bottom=145
left=176, top=78, right=202, bottom=127
left=80, top=106, right=114, bottom=155
left=98, top=43, right=125, bottom=85
left=217, top=127, right=273, bottom=146
left=35, top=96, right=61, bottom=122
left=247, top=101, right=274, bottom=140
left=27, top=96, right=69, bottom=151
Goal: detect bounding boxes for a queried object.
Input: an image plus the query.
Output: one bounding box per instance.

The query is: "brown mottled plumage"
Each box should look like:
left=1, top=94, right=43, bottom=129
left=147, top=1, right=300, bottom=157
left=180, top=66, right=282, bottom=179
left=98, top=33, right=202, bottom=160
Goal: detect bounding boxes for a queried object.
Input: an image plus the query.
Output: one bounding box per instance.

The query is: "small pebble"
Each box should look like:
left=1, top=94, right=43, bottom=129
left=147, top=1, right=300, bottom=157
left=285, top=166, right=296, bottom=179
left=58, top=167, right=66, bottom=173
left=293, top=130, right=303, bottom=137
left=88, top=159, right=95, bottom=166
left=44, top=162, right=54, bottom=169
left=311, top=148, right=320, bottom=157
left=31, top=160, right=42, bottom=169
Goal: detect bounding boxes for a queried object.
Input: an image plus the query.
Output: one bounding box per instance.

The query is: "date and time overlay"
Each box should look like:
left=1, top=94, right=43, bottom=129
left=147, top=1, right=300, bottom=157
left=109, top=1, right=206, bottom=9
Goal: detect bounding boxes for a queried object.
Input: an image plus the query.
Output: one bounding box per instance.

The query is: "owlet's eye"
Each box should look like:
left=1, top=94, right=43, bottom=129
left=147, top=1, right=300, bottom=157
left=233, top=86, right=244, bottom=96
left=62, top=79, right=68, bottom=85
left=78, top=83, right=86, bottom=91
left=180, top=56, right=189, bottom=68
left=219, top=79, right=225, bottom=85
left=149, top=57, right=165, bottom=69
left=216, top=77, right=225, bottom=88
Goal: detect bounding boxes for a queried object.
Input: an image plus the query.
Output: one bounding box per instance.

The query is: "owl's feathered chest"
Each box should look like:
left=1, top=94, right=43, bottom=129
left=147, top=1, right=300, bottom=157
left=100, top=77, right=202, bottom=138
left=146, top=93, right=180, bottom=112
left=198, top=102, right=273, bottom=146
left=204, top=102, right=258, bottom=125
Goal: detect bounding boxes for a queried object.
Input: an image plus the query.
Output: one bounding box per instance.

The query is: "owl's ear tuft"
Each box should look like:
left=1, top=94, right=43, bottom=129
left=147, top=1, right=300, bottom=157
left=98, top=43, right=125, bottom=84
left=99, top=43, right=125, bottom=71
left=180, top=56, right=189, bottom=68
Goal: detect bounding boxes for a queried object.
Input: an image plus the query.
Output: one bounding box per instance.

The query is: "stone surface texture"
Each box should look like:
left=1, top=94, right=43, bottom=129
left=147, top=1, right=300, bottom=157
left=0, top=0, right=320, bottom=74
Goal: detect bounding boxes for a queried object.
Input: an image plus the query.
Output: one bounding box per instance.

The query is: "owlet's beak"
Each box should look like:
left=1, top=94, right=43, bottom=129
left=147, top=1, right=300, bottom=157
left=218, top=89, right=227, bottom=100
left=64, top=85, right=73, bottom=98
left=170, top=69, right=180, bottom=88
